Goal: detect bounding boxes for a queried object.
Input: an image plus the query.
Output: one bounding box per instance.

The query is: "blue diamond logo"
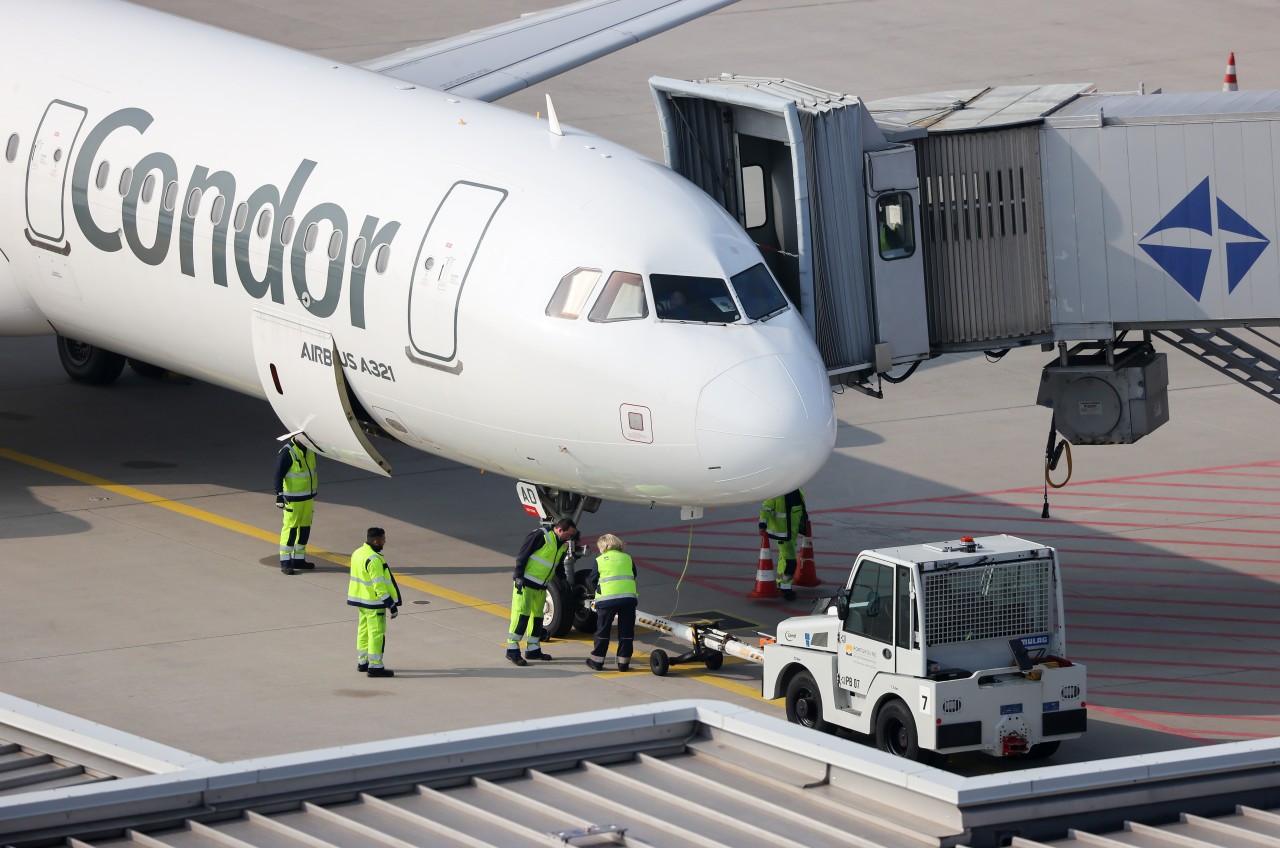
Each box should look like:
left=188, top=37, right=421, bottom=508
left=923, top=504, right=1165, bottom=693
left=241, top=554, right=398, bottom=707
left=1140, top=178, right=1270, bottom=299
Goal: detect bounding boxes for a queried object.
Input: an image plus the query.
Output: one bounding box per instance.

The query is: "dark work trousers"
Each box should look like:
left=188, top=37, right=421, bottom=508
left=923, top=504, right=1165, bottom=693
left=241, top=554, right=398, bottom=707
left=591, top=598, right=637, bottom=665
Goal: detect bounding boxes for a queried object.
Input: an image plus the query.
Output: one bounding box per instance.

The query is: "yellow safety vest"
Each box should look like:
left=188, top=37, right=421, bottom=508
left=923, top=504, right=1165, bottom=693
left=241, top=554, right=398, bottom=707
left=282, top=443, right=318, bottom=500
left=347, top=543, right=398, bottom=608
left=595, top=550, right=637, bottom=601
left=522, top=529, right=565, bottom=588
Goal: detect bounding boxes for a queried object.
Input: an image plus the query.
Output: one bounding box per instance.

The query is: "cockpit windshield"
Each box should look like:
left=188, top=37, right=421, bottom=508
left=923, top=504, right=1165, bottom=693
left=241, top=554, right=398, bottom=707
left=730, top=263, right=789, bottom=320
left=652, top=274, right=741, bottom=323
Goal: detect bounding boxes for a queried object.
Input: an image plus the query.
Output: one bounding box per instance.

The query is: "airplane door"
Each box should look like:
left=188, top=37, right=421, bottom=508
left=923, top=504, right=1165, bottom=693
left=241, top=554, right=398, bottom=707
left=407, top=181, right=506, bottom=365
left=26, top=100, right=88, bottom=251
left=251, top=310, right=392, bottom=477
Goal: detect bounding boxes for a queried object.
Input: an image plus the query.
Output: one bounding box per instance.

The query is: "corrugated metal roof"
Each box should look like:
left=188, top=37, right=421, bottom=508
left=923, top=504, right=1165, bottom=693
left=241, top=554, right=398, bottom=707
left=867, top=84, right=1095, bottom=131
left=1050, top=88, right=1280, bottom=119
left=0, top=736, right=113, bottom=798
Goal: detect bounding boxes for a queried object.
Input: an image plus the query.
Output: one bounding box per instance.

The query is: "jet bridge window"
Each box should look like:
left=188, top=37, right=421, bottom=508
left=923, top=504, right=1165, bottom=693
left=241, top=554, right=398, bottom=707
left=876, top=192, right=915, bottom=260
left=4, top=133, right=17, bottom=163
left=588, top=271, right=648, bottom=322
left=546, top=267, right=601, bottom=320
left=651, top=274, right=740, bottom=323
left=730, top=263, right=788, bottom=320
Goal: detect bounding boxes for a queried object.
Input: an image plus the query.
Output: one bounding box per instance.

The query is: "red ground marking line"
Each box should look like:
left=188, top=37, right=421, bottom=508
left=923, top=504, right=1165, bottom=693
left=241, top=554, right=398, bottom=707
left=1068, top=608, right=1280, bottom=626
left=1188, top=470, right=1280, bottom=479
left=1090, top=690, right=1280, bottom=707
left=1083, top=704, right=1217, bottom=739
left=1091, top=673, right=1280, bottom=690
left=967, top=491, right=1280, bottom=508
left=853, top=516, right=1280, bottom=549
left=911, top=501, right=1280, bottom=521
left=1072, top=640, right=1280, bottom=656
left=1089, top=705, right=1280, bottom=725
left=1064, top=593, right=1280, bottom=611
left=1073, top=656, right=1280, bottom=672
left=1098, top=481, right=1280, bottom=492
left=1070, top=577, right=1280, bottom=595
left=636, top=558, right=812, bottom=611
left=1074, top=623, right=1280, bottom=641
left=879, top=524, right=1280, bottom=554
left=1065, top=554, right=1280, bottom=572
left=849, top=508, right=1280, bottom=538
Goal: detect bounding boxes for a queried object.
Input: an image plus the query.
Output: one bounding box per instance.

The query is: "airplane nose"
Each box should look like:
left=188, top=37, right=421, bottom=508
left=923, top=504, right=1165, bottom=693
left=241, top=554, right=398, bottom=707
left=695, top=353, right=835, bottom=497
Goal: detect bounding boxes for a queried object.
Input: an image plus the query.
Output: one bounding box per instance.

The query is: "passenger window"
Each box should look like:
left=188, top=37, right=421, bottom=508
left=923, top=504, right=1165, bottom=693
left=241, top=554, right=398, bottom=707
left=279, top=216, right=295, bottom=244
left=742, top=164, right=767, bottom=229
left=4, top=133, right=17, bottom=163
left=351, top=237, right=368, bottom=267
left=233, top=202, right=249, bottom=232
left=844, top=561, right=894, bottom=644
left=374, top=244, right=390, bottom=274
left=141, top=174, right=156, bottom=203
left=877, top=192, right=915, bottom=260
left=545, top=267, right=601, bottom=319
left=210, top=194, right=226, bottom=225
left=118, top=167, right=133, bottom=196
left=162, top=180, right=178, bottom=211
left=730, top=263, right=788, bottom=320
left=651, top=273, right=739, bottom=323
left=185, top=187, right=202, bottom=218
left=256, top=208, right=272, bottom=239
left=304, top=222, right=318, bottom=252
left=588, top=272, right=648, bottom=322
left=95, top=161, right=110, bottom=190
left=327, top=230, right=343, bottom=261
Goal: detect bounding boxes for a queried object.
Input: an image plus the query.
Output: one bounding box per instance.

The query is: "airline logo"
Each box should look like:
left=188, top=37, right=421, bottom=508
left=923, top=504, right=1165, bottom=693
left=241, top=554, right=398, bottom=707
left=1138, top=177, right=1271, bottom=300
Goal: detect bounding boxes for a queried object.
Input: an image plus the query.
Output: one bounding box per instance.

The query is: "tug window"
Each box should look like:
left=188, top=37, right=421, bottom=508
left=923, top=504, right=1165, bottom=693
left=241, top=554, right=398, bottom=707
left=652, top=273, right=739, bottom=323
left=588, top=271, right=648, bottom=322
left=546, top=267, right=601, bottom=319
left=730, top=263, right=788, bottom=320
left=877, top=192, right=915, bottom=260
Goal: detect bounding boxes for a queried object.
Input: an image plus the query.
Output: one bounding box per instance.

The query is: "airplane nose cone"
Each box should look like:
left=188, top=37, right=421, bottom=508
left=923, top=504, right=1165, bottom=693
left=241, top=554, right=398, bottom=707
left=695, top=353, right=835, bottom=498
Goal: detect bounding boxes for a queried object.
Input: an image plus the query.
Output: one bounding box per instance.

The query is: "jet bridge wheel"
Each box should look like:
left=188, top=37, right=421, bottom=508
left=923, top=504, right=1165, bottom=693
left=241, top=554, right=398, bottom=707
left=57, top=335, right=126, bottom=385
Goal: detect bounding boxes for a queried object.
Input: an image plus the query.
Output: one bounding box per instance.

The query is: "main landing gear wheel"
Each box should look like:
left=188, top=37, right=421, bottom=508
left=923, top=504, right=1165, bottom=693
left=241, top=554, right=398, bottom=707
left=57, top=335, right=125, bottom=385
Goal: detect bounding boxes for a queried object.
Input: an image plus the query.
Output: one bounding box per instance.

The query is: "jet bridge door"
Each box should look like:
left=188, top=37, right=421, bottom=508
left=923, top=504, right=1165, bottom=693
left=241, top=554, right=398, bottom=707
left=251, top=310, right=391, bottom=476
left=865, top=146, right=930, bottom=366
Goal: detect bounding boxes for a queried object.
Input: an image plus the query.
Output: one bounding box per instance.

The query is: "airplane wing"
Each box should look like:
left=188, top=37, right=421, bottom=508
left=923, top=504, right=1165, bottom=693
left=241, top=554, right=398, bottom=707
left=358, top=0, right=738, bottom=103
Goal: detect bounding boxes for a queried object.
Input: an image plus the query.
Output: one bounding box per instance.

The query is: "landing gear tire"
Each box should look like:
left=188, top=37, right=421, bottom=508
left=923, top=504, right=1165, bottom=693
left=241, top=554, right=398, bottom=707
left=1024, top=740, right=1061, bottom=760
left=572, top=606, right=598, bottom=634
left=785, top=670, right=833, bottom=733
left=541, top=575, right=574, bottom=639
left=57, top=336, right=125, bottom=385
left=875, top=699, right=925, bottom=762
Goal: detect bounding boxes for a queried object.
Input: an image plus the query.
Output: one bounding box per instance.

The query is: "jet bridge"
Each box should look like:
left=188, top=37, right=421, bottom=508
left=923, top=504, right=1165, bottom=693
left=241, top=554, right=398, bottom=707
left=652, top=76, right=1280, bottom=444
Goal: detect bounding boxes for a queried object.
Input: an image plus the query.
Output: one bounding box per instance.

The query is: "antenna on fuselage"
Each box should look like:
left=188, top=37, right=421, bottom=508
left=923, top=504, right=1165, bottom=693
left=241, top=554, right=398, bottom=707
left=545, top=94, right=564, bottom=136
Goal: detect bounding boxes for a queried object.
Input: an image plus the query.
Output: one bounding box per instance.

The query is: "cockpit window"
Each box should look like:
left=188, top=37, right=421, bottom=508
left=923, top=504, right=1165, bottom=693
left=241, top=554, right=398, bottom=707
left=730, top=263, right=789, bottom=320
left=651, top=274, right=740, bottom=323
left=546, top=267, right=601, bottom=320
left=588, top=272, right=648, bottom=322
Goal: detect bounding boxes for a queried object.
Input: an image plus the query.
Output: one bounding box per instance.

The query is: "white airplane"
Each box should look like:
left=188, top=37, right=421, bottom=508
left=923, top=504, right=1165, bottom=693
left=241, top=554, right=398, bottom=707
left=0, top=0, right=835, bottom=524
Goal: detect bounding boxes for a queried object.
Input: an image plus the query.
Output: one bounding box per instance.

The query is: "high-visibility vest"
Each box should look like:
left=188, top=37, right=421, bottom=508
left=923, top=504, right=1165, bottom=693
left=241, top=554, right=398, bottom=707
left=281, top=443, right=318, bottom=500
left=347, top=543, right=398, bottom=608
left=521, top=529, right=565, bottom=588
left=760, top=489, right=806, bottom=539
left=595, top=550, right=637, bottom=601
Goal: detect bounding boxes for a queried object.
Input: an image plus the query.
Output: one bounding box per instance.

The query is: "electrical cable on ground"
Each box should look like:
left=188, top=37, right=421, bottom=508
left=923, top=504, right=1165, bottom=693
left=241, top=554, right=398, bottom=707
left=667, top=521, right=694, bottom=618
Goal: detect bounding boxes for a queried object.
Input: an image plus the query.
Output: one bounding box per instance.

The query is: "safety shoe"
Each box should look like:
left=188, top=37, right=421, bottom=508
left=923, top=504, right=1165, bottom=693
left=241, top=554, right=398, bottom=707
left=585, top=658, right=604, bottom=671
left=280, top=564, right=295, bottom=575
left=617, top=663, right=630, bottom=672
left=525, top=651, right=553, bottom=662
left=506, top=653, right=528, bottom=667
left=366, top=667, right=394, bottom=678
left=782, top=589, right=797, bottom=602
left=356, top=663, right=369, bottom=673
left=293, top=561, right=316, bottom=570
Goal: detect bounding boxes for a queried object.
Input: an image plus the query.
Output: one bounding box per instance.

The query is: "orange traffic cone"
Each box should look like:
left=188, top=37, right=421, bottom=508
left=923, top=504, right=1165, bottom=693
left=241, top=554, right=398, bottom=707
left=748, top=533, right=781, bottom=599
left=1224, top=52, right=1238, bottom=91
left=793, top=535, right=821, bottom=587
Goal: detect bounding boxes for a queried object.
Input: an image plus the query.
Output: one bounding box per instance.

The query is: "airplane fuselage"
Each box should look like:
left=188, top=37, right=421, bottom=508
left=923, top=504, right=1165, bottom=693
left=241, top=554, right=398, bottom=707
left=0, top=0, right=836, bottom=507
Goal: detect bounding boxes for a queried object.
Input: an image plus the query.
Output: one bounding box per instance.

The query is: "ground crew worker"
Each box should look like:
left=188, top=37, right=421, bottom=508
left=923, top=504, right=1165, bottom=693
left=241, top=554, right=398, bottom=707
left=274, top=433, right=318, bottom=575
left=760, top=488, right=808, bottom=601
left=347, top=527, right=399, bottom=677
left=506, top=517, right=576, bottom=666
left=586, top=534, right=637, bottom=672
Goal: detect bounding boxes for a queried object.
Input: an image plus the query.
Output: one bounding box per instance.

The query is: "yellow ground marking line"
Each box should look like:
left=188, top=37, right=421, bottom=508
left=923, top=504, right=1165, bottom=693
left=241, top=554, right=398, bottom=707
left=1, top=447, right=777, bottom=704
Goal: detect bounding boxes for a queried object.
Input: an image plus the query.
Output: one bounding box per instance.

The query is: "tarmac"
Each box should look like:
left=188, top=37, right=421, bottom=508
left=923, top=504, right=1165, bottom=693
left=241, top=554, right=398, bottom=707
left=3, top=0, right=1280, bottom=777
